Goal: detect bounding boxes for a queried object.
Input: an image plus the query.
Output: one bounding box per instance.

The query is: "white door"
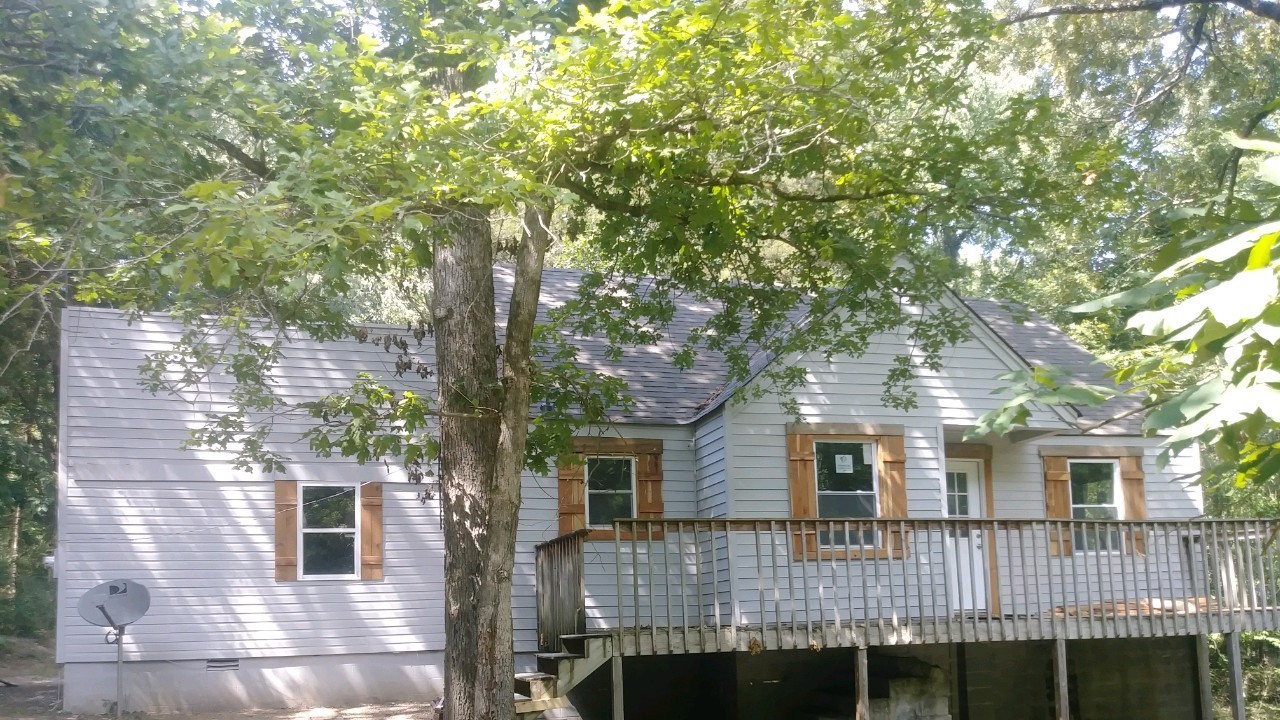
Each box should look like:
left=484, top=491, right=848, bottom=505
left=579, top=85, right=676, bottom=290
left=945, top=459, right=988, bottom=614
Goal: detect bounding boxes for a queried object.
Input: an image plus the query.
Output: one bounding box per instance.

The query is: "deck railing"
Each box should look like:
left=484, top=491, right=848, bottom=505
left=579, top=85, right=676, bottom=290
left=534, top=529, right=590, bottom=652
left=592, top=518, right=1280, bottom=654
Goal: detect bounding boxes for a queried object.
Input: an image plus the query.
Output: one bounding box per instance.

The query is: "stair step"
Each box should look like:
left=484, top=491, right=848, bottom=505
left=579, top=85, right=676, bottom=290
left=535, top=652, right=583, bottom=661
left=515, top=696, right=568, bottom=716
left=536, top=652, right=584, bottom=676
left=558, top=632, right=612, bottom=656
left=514, top=672, right=558, bottom=701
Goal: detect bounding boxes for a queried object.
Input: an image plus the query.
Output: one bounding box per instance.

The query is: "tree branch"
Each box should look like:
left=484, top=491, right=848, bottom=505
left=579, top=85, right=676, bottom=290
left=1007, top=0, right=1280, bottom=25
left=1215, top=103, right=1280, bottom=218
left=197, top=134, right=276, bottom=180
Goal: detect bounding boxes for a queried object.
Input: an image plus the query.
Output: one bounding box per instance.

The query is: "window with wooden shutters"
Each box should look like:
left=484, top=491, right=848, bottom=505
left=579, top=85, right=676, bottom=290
left=558, top=438, right=663, bottom=540
left=1043, top=452, right=1146, bottom=556
left=786, top=427, right=908, bottom=560
left=275, top=481, right=383, bottom=581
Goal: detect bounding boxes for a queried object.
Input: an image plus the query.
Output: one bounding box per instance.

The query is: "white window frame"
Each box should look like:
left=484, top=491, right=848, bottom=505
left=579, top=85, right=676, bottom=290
left=298, top=482, right=361, bottom=580
left=1068, top=459, right=1122, bottom=554
left=584, top=455, right=637, bottom=530
left=813, top=440, right=880, bottom=547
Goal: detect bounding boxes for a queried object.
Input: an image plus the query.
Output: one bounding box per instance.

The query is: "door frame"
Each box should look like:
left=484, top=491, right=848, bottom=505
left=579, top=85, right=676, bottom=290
left=944, top=444, right=1000, bottom=616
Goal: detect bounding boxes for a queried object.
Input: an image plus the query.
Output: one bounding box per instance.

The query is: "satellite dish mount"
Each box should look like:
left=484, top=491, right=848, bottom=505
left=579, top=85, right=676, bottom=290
left=77, top=580, right=151, bottom=718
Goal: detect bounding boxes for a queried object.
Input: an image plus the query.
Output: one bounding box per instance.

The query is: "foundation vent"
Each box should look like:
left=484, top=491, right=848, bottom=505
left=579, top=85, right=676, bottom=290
left=206, top=658, right=240, bottom=672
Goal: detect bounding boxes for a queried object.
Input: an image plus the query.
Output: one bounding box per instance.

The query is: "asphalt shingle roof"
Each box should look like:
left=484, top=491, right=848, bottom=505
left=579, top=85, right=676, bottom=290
left=498, top=266, right=1140, bottom=433
left=960, top=298, right=1144, bottom=435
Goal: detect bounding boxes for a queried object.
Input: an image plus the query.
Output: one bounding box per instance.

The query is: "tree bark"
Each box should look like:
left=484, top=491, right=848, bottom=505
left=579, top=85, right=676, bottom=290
left=4, top=504, right=19, bottom=599
left=433, top=191, right=508, bottom=720
left=433, top=194, right=554, bottom=719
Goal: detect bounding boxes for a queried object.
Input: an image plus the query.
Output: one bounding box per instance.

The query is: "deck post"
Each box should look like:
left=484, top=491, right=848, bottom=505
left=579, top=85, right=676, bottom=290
left=855, top=645, right=869, bottom=720
left=611, top=655, right=625, bottom=720
left=1053, top=638, right=1069, bottom=720
left=1195, top=635, right=1214, bottom=720
left=1225, top=632, right=1246, bottom=720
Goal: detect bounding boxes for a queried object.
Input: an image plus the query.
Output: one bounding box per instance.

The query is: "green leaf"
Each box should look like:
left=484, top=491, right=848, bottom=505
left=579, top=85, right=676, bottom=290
left=1228, top=135, right=1280, bottom=154
left=1258, top=156, right=1280, bottom=187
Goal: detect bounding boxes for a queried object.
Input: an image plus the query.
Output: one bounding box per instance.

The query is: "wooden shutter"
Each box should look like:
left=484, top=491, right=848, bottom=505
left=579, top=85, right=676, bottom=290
left=878, top=434, right=907, bottom=518
left=557, top=454, right=587, bottom=535
left=877, top=434, right=910, bottom=557
left=275, top=481, right=298, bottom=581
left=787, top=433, right=818, bottom=518
left=1120, top=455, right=1147, bottom=553
left=360, top=482, right=384, bottom=581
left=634, top=446, right=664, bottom=540
left=1043, top=456, right=1073, bottom=556
left=787, top=433, right=819, bottom=557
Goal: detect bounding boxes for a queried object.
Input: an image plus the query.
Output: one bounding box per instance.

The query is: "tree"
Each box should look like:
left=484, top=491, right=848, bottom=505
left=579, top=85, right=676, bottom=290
left=4, top=0, right=1104, bottom=716
left=952, top=0, right=1280, bottom=351
left=970, top=139, right=1280, bottom=495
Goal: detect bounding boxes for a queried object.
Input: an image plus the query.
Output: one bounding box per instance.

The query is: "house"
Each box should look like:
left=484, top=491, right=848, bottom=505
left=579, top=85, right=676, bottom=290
left=55, top=266, right=1264, bottom=719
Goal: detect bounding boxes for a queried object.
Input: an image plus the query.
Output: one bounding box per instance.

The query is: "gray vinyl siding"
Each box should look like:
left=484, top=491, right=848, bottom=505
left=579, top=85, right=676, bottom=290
left=697, top=326, right=1204, bottom=632
left=59, top=303, right=1208, bottom=663
left=694, top=410, right=728, bottom=518
left=57, top=307, right=696, bottom=663
left=576, top=425, right=697, bottom=631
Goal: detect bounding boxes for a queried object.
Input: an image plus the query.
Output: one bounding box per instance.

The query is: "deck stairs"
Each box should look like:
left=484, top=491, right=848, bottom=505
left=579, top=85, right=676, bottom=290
left=513, top=632, right=615, bottom=719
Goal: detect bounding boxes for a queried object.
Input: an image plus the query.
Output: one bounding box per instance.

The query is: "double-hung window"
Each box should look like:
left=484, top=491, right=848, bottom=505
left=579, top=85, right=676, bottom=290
left=814, top=440, right=878, bottom=545
left=585, top=456, right=636, bottom=530
left=299, top=484, right=360, bottom=578
left=1069, top=460, right=1121, bottom=552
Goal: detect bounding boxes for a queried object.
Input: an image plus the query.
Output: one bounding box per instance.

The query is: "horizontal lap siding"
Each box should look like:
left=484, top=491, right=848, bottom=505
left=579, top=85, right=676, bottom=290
left=59, top=308, right=697, bottom=663
left=59, top=479, right=445, bottom=663
left=726, top=332, right=1064, bottom=523
left=718, top=333, right=1032, bottom=621
left=1009, top=437, right=1202, bottom=520
left=694, top=411, right=728, bottom=518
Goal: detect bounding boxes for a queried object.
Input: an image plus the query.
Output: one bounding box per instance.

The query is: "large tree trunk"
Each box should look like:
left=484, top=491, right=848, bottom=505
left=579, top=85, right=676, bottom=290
left=432, top=199, right=553, bottom=720
left=433, top=200, right=511, bottom=720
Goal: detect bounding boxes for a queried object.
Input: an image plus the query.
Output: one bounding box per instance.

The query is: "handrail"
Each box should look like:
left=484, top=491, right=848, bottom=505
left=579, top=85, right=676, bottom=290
left=593, top=517, right=1280, bottom=654
left=534, top=529, right=590, bottom=652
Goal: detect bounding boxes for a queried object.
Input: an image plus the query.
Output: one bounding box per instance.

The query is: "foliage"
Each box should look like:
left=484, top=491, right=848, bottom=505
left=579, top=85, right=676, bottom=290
left=973, top=140, right=1280, bottom=487
left=956, top=2, right=1280, bottom=353
left=0, top=0, right=1108, bottom=475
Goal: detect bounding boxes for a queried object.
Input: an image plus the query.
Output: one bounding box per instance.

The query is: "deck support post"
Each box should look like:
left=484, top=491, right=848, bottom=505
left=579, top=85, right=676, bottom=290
left=1195, top=635, right=1214, bottom=720
left=1053, top=638, right=1069, bottom=720
left=855, top=645, right=869, bottom=720
left=611, top=655, right=624, bottom=720
left=1226, top=632, right=1246, bottom=720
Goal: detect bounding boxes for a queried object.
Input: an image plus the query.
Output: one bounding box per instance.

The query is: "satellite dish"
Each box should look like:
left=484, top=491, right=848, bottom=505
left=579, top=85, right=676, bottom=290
left=77, top=580, right=151, bottom=628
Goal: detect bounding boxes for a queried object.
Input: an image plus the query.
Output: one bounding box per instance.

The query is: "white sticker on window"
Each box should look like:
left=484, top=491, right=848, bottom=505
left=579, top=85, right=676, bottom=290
left=835, top=454, right=854, bottom=474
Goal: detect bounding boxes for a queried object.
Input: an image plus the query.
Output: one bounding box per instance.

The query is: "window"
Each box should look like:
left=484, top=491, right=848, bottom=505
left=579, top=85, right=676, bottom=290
left=1069, top=460, right=1121, bottom=552
left=299, top=484, right=359, bottom=578
left=815, top=440, right=878, bottom=517
left=585, top=456, right=636, bottom=529
left=945, top=470, right=970, bottom=517
left=815, top=440, right=878, bottom=546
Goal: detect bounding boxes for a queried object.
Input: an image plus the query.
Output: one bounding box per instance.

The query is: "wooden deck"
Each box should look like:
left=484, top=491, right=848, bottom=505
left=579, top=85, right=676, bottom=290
left=537, top=518, right=1280, bottom=657
left=611, top=606, right=1278, bottom=655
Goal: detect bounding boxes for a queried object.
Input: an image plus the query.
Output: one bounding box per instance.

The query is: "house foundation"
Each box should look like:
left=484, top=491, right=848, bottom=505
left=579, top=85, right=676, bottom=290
left=575, top=635, right=1204, bottom=720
